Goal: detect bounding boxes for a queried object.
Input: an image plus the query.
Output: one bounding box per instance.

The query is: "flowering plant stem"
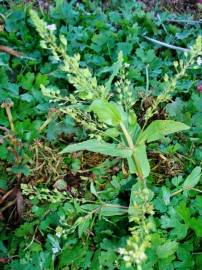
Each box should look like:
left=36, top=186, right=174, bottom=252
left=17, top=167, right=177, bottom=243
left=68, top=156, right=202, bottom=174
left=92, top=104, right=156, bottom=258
left=120, top=122, right=144, bottom=180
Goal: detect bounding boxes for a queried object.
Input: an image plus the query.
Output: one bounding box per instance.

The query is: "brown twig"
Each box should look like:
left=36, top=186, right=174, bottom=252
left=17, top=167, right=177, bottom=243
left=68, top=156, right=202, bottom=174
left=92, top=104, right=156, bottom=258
left=1, top=100, right=15, bottom=132
left=0, top=258, right=10, bottom=264
left=0, top=188, right=15, bottom=204
left=0, top=198, right=17, bottom=212
left=0, top=45, right=22, bottom=57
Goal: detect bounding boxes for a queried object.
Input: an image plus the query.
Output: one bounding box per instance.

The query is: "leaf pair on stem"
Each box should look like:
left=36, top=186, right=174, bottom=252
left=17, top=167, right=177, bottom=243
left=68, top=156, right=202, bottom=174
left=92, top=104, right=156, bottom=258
left=61, top=99, right=189, bottom=180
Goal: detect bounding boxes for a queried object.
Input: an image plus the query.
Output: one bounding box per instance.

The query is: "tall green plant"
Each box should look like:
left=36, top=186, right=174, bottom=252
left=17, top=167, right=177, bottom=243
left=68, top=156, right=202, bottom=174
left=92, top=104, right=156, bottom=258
left=29, top=10, right=195, bottom=181
left=30, top=10, right=201, bottom=269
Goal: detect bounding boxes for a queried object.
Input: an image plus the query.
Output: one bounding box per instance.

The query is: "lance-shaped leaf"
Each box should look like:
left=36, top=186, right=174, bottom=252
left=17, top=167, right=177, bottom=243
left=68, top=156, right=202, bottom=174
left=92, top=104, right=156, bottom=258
left=89, top=99, right=122, bottom=126
left=132, top=143, right=150, bottom=179
left=127, top=157, right=136, bottom=174
left=60, top=139, right=132, bottom=158
left=183, top=166, right=201, bottom=189
left=138, top=120, right=190, bottom=144
left=100, top=204, right=128, bottom=217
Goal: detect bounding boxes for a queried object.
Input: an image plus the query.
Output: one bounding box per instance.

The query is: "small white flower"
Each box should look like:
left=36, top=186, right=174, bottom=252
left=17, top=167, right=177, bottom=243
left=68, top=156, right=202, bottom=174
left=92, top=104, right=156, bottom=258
left=197, top=57, right=202, bottom=66
left=119, top=248, right=126, bottom=255
left=46, top=24, right=57, bottom=31
left=52, top=247, right=59, bottom=254
left=123, top=255, right=131, bottom=262
left=56, top=231, right=62, bottom=238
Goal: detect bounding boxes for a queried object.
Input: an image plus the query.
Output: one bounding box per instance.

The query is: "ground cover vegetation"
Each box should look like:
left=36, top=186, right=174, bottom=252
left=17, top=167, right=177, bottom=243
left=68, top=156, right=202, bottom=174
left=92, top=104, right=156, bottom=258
left=0, top=0, right=202, bottom=269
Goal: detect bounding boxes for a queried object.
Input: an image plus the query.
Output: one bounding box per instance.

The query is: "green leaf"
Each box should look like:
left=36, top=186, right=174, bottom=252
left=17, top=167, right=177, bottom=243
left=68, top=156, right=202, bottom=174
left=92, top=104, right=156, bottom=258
left=89, top=99, right=122, bottom=126
left=117, top=42, right=133, bottom=56
left=99, top=51, right=123, bottom=90
left=15, top=221, right=38, bottom=237
left=100, top=204, right=127, bottom=217
left=133, top=143, right=150, bottom=178
left=189, top=217, right=202, bottom=237
left=99, top=250, right=117, bottom=269
left=176, top=201, right=191, bottom=225
left=127, top=156, right=136, bottom=174
left=0, top=69, right=9, bottom=89
left=5, top=10, right=25, bottom=32
left=20, top=72, right=35, bottom=91
left=75, top=215, right=92, bottom=237
left=90, top=182, right=100, bottom=199
left=138, top=120, right=190, bottom=144
left=59, top=243, right=86, bottom=267
left=171, top=223, right=188, bottom=240
left=60, top=139, right=132, bottom=158
left=104, top=128, right=120, bottom=138
left=11, top=165, right=30, bottom=176
left=48, top=234, right=61, bottom=254
left=0, top=145, right=8, bottom=160
left=183, top=166, right=201, bottom=189
left=193, top=196, right=202, bottom=215
left=171, top=176, right=183, bottom=187
left=0, top=178, right=8, bottom=191
left=157, top=241, right=178, bottom=259
left=196, top=254, right=202, bottom=270
left=162, top=186, right=170, bottom=205
left=160, top=210, right=188, bottom=240
left=20, top=93, right=34, bottom=102
left=35, top=73, right=49, bottom=88
left=166, top=97, right=185, bottom=117
left=81, top=204, right=99, bottom=212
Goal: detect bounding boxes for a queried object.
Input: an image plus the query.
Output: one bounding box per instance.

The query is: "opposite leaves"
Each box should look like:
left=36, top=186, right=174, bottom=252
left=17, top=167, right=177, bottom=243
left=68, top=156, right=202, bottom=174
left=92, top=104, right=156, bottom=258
left=138, top=120, right=190, bottom=144
left=60, top=139, right=132, bottom=158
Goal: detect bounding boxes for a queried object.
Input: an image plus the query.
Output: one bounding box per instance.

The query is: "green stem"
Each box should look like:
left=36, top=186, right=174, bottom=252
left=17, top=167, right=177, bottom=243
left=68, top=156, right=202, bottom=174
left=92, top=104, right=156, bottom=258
left=144, top=36, right=191, bottom=52
left=171, top=189, right=183, bottom=197
left=191, top=187, right=202, bottom=193
left=120, top=122, right=134, bottom=150
left=171, top=186, right=202, bottom=197
left=39, top=112, right=57, bottom=133
left=120, top=122, right=144, bottom=180
left=132, top=153, right=144, bottom=180
left=5, top=107, right=15, bottom=132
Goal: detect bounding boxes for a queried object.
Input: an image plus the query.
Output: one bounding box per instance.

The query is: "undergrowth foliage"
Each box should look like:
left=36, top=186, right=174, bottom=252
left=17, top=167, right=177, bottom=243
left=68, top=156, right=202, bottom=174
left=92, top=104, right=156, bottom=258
left=0, top=1, right=202, bottom=270
left=29, top=9, right=202, bottom=270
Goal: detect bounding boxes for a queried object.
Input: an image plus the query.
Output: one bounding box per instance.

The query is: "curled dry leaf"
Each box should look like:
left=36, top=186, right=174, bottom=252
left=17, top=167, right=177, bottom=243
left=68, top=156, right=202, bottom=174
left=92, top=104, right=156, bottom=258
left=16, top=190, right=24, bottom=218
left=0, top=258, right=10, bottom=264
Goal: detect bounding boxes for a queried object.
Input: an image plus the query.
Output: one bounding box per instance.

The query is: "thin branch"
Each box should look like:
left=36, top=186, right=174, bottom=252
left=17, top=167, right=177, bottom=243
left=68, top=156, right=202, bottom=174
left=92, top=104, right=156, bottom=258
left=24, top=225, right=39, bottom=251
left=0, top=45, right=22, bottom=57
left=165, top=19, right=202, bottom=25
left=191, top=188, right=202, bottom=193
left=0, top=199, right=17, bottom=212
left=143, top=36, right=191, bottom=53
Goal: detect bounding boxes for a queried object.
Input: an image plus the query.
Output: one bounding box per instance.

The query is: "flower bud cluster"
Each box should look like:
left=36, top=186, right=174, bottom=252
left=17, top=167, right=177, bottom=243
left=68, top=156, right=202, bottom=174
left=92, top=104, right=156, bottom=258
left=115, top=64, right=134, bottom=112
left=120, top=185, right=155, bottom=269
